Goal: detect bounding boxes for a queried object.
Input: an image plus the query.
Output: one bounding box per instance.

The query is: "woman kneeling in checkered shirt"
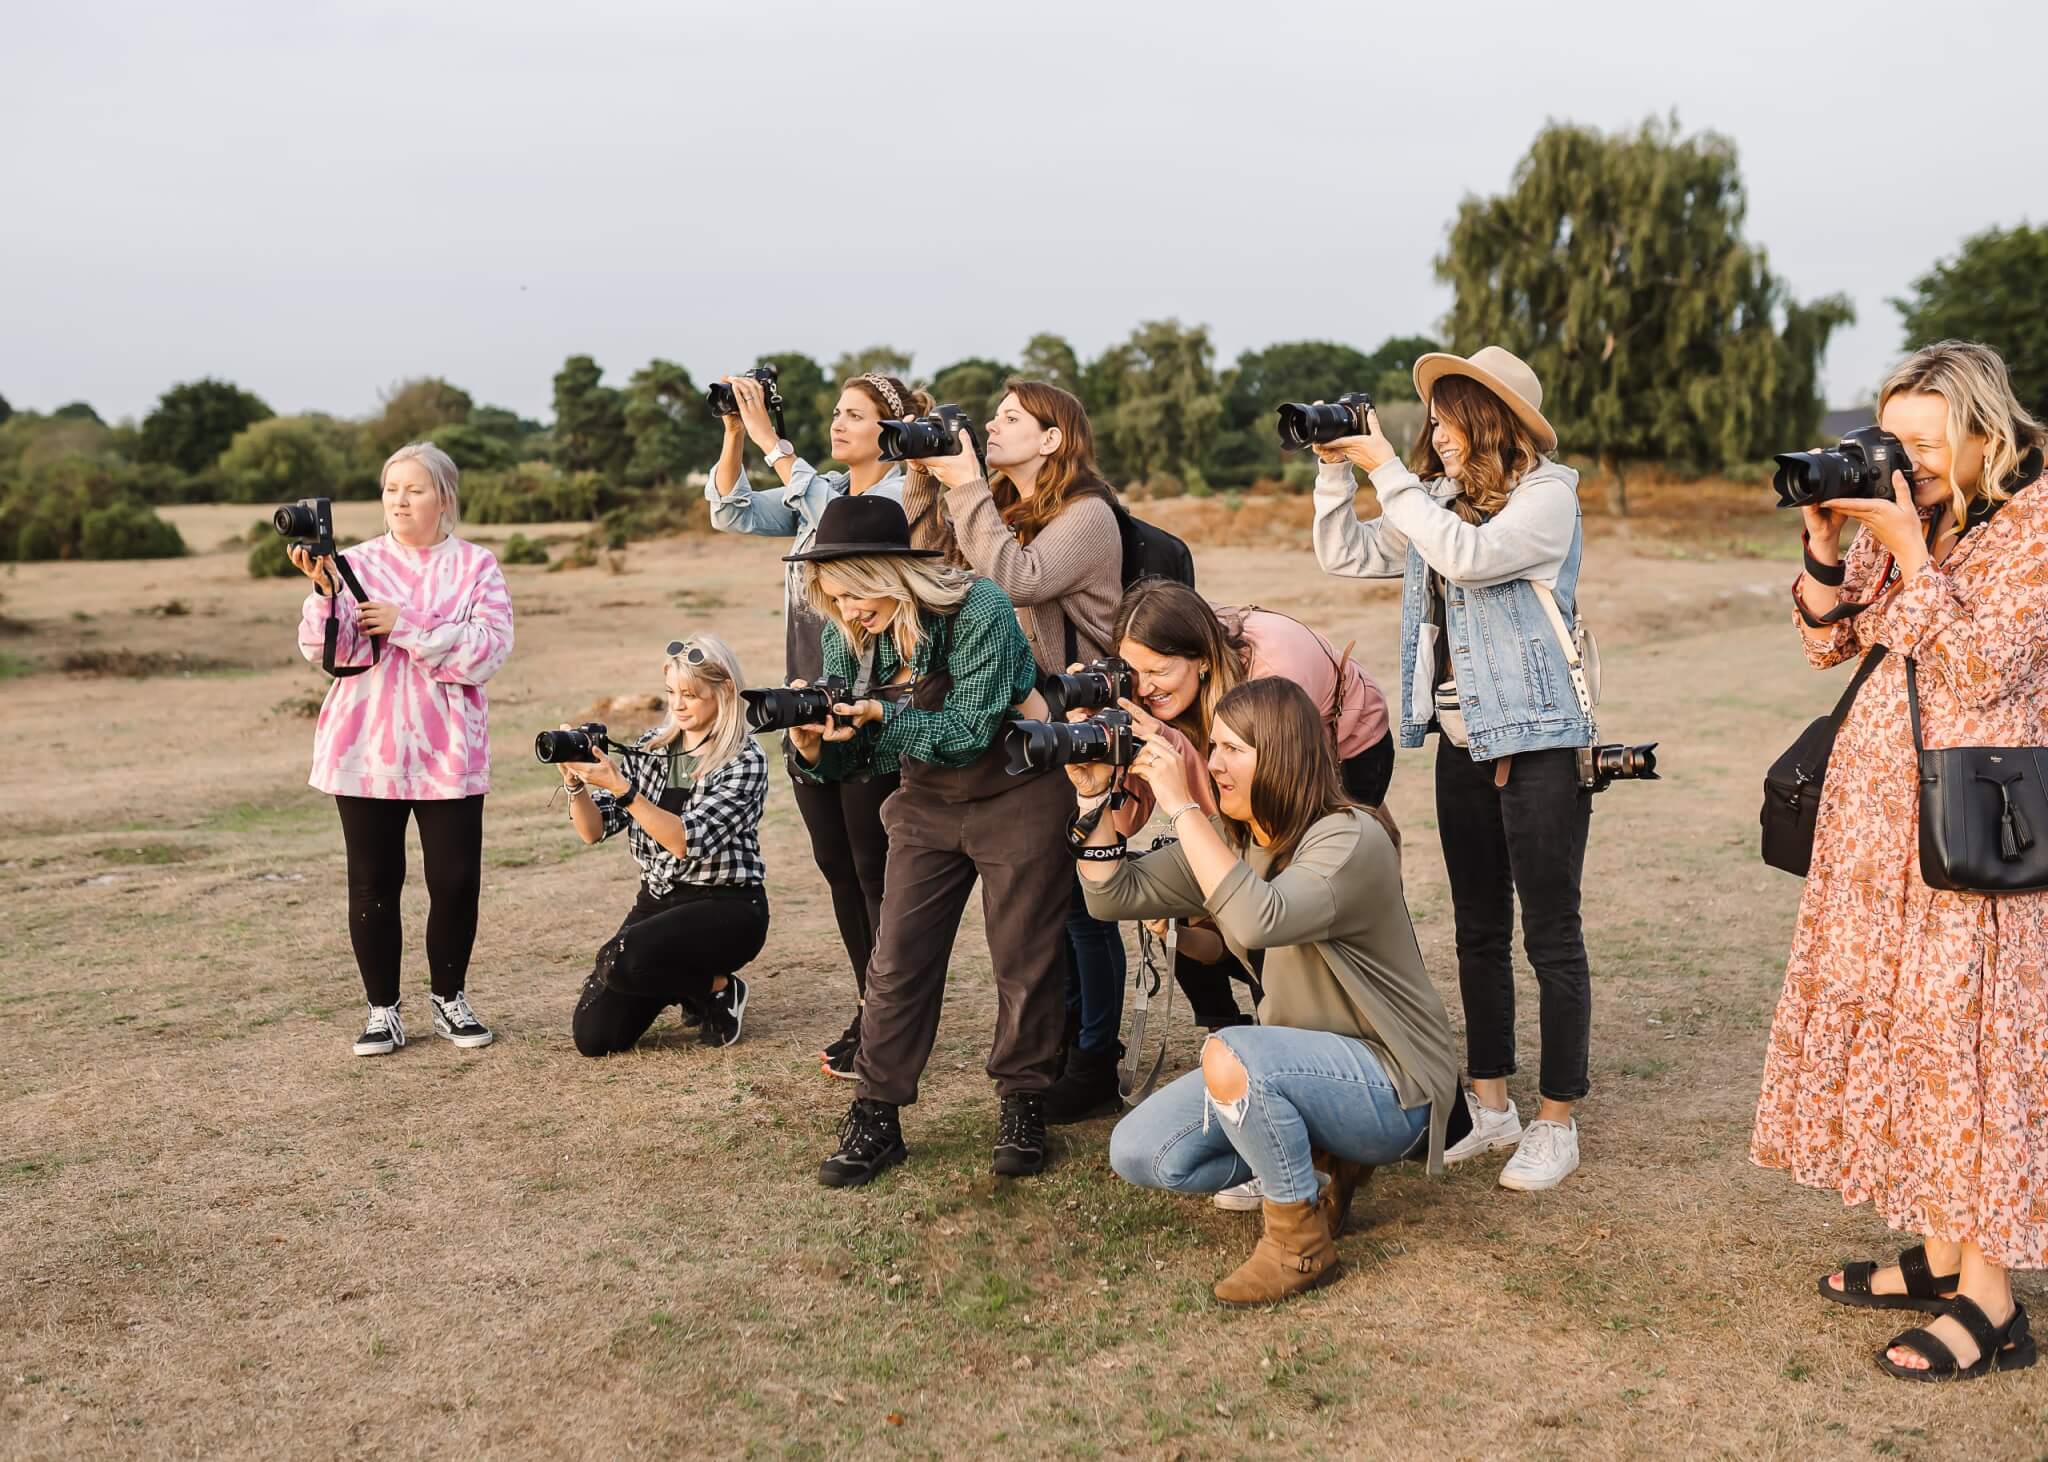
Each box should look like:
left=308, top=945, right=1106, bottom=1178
left=555, top=634, right=771, bottom=1053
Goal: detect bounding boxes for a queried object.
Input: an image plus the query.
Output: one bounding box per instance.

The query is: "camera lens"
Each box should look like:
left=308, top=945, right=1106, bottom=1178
left=272, top=504, right=318, bottom=539
left=1275, top=399, right=1365, bottom=452
left=535, top=729, right=596, bottom=763
left=740, top=684, right=840, bottom=733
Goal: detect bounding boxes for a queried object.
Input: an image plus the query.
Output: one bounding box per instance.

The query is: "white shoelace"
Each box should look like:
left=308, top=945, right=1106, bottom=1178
left=366, top=1003, right=405, bottom=1046
left=438, top=992, right=479, bottom=1030
left=1516, top=1120, right=1569, bottom=1165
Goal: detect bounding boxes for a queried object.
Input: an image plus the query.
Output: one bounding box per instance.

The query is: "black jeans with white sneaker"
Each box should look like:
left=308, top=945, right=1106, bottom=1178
left=573, top=882, right=769, bottom=1056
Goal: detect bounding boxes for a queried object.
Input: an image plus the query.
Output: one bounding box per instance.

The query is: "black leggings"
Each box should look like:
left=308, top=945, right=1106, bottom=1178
left=334, top=794, right=485, bottom=1007
left=789, top=769, right=897, bottom=997
left=573, top=883, right=771, bottom=1056
left=1173, top=731, right=1395, bottom=1026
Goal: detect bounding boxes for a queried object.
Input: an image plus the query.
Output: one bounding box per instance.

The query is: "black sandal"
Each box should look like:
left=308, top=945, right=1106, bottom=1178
left=1878, top=1297, right=2037, bottom=1383
left=1819, top=1244, right=1959, bottom=1314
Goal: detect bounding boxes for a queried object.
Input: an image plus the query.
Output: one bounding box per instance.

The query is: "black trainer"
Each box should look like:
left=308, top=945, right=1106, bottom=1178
left=698, top=975, right=748, bottom=1048
left=819, top=1007, right=862, bottom=1077
left=818, top=1098, right=907, bottom=1188
left=1041, top=1040, right=1123, bottom=1125
left=992, top=1092, right=1049, bottom=1177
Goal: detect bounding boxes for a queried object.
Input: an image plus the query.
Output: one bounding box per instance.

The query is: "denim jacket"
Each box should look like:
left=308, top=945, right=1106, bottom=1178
left=703, top=457, right=906, bottom=682
left=1311, top=456, right=1593, bottom=762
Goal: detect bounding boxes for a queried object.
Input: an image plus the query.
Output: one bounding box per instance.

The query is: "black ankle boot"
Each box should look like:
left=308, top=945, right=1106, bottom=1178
left=1042, top=1040, right=1123, bottom=1125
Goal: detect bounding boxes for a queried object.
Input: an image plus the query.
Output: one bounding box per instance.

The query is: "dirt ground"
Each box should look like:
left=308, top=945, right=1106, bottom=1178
left=3, top=495, right=2045, bottom=1460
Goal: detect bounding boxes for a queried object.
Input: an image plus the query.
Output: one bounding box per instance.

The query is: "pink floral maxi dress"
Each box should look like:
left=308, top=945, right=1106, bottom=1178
left=1751, top=484, right=2048, bottom=1270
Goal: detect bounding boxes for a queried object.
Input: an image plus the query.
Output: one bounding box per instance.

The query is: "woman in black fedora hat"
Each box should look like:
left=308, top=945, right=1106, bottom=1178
left=781, top=494, right=1077, bottom=1189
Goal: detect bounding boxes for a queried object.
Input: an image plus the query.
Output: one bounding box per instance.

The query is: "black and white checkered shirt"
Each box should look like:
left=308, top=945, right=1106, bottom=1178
left=590, top=730, right=769, bottom=894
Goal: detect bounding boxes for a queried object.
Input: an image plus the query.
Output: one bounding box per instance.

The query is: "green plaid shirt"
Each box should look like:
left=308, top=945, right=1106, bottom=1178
left=796, top=576, right=1037, bottom=781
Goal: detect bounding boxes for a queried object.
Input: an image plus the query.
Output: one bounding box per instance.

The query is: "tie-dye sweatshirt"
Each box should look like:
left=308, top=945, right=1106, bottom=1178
left=297, top=533, right=515, bottom=800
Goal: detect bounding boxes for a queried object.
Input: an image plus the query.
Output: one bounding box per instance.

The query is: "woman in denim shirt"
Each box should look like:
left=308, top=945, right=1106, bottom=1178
left=704, top=369, right=917, bottom=1079
left=1311, top=346, right=1595, bottom=1193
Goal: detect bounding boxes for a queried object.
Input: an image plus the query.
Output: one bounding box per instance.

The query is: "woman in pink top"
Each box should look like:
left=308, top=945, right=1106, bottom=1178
left=288, top=442, right=515, bottom=1059
left=1064, top=577, right=1393, bottom=1054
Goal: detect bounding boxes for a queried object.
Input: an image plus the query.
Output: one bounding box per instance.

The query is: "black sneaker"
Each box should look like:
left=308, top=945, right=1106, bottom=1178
left=430, top=992, right=493, bottom=1048
left=818, top=1098, right=907, bottom=1188
left=352, top=1002, right=405, bottom=1057
left=697, top=975, right=748, bottom=1048
left=1042, top=1041, right=1122, bottom=1125
left=991, top=1092, right=1049, bottom=1178
left=819, top=1007, right=862, bottom=1064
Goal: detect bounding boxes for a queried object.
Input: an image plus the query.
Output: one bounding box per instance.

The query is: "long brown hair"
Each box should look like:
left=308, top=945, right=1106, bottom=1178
left=1112, top=578, right=1250, bottom=754
left=1409, top=374, right=1547, bottom=523
left=988, top=377, right=1115, bottom=544
left=1212, top=678, right=1358, bottom=872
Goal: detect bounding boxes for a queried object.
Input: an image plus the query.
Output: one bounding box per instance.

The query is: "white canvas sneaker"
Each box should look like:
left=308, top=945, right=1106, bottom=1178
left=1444, top=1090, right=1522, bottom=1164
left=1213, top=1177, right=1263, bottom=1211
left=1498, top=1118, right=1580, bottom=1191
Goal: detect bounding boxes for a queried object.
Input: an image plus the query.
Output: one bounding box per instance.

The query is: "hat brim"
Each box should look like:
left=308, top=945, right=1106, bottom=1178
left=782, top=542, right=946, bottom=564
left=1412, top=353, right=1559, bottom=453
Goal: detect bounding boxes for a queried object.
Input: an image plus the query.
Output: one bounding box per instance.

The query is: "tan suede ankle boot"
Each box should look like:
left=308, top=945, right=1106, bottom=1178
left=1212, top=1197, right=1341, bottom=1306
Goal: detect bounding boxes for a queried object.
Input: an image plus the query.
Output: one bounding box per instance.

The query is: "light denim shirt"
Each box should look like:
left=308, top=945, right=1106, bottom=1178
left=704, top=458, right=906, bottom=683
left=1311, top=456, right=1593, bottom=761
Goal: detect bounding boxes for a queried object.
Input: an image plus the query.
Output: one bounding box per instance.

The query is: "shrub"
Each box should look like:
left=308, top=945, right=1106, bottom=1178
left=248, top=528, right=361, bottom=578
left=0, top=457, right=185, bottom=561
left=79, top=501, right=185, bottom=560
left=1279, top=459, right=1320, bottom=494
left=464, top=461, right=602, bottom=524
left=218, top=416, right=345, bottom=504
left=497, top=532, right=549, bottom=566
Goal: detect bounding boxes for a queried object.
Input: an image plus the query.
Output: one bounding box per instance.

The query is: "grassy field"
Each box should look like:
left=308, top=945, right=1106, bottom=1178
left=3, top=492, right=2045, bottom=1459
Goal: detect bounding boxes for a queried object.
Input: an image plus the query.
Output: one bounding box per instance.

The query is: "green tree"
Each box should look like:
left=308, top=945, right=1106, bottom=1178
left=217, top=416, right=345, bottom=503
left=1436, top=115, right=1852, bottom=513
left=927, top=357, right=1014, bottom=419
left=623, top=358, right=723, bottom=486
left=1095, top=319, right=1224, bottom=485
left=430, top=422, right=519, bottom=474
left=1894, top=222, right=2048, bottom=419
left=1019, top=334, right=1083, bottom=396
left=138, top=378, right=273, bottom=474
left=756, top=351, right=831, bottom=466
left=551, top=355, right=631, bottom=478
left=1361, top=334, right=1442, bottom=401
left=52, top=401, right=102, bottom=423
left=369, top=376, right=474, bottom=457
left=0, top=394, right=11, bottom=427
left=1214, top=340, right=1378, bottom=486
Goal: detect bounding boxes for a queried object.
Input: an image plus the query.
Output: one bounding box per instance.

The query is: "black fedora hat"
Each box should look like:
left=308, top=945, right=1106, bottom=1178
left=783, top=494, right=943, bottom=563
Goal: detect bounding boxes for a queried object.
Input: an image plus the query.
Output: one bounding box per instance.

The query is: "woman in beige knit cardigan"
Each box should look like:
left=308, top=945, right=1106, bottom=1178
left=902, top=379, right=1130, bottom=1121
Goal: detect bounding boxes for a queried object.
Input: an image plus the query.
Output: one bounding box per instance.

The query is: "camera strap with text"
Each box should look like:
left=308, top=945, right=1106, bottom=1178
left=321, top=551, right=382, bottom=679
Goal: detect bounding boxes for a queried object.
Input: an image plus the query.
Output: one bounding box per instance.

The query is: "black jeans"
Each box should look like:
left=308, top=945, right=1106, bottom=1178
left=789, top=768, right=898, bottom=999
left=1434, top=744, right=1593, bottom=1102
left=573, top=883, right=770, bottom=1056
left=334, top=794, right=485, bottom=1006
left=1064, top=876, right=1128, bottom=1055
left=1341, top=731, right=1396, bottom=807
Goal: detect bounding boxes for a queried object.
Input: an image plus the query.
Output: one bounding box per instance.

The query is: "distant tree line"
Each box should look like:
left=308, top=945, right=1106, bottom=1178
left=6, top=115, right=2044, bottom=559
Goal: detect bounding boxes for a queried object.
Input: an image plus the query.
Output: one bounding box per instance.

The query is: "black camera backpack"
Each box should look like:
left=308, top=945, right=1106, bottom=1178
left=1063, top=493, right=1196, bottom=665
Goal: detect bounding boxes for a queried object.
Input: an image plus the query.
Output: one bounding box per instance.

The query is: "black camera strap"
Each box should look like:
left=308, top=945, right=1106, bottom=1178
left=322, top=550, right=383, bottom=679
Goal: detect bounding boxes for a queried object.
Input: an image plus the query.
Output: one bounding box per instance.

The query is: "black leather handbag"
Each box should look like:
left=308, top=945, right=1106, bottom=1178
left=1761, top=645, right=1888, bottom=876
left=1906, top=657, right=2048, bottom=893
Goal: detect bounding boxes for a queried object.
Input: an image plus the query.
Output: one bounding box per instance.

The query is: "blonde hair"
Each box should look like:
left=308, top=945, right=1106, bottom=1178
left=800, top=553, right=976, bottom=663
left=381, top=441, right=461, bottom=534
left=1879, top=340, right=2048, bottom=531
left=649, top=634, right=750, bottom=776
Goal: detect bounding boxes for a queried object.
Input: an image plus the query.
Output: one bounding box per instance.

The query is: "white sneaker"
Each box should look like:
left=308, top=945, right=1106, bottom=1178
left=353, top=1002, right=405, bottom=1057
left=1444, top=1090, right=1522, bottom=1164
left=430, top=991, right=493, bottom=1049
left=1214, top=1177, right=1263, bottom=1211
left=1498, top=1118, right=1579, bottom=1191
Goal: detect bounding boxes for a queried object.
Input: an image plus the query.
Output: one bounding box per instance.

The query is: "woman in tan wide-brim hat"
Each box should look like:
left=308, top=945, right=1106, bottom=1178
left=1309, top=345, right=1599, bottom=1194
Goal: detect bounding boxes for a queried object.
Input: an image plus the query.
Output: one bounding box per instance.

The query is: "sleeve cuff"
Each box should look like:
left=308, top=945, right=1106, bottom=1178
left=389, top=605, right=436, bottom=645
left=1367, top=460, right=1422, bottom=497
left=1313, top=460, right=1357, bottom=495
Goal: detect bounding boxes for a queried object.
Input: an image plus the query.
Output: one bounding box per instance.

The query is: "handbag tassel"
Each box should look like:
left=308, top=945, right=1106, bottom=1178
left=1977, top=770, right=2035, bottom=861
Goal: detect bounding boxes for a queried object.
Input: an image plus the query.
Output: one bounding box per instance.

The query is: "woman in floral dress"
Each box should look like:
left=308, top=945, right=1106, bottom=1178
left=1753, top=340, right=2048, bottom=1381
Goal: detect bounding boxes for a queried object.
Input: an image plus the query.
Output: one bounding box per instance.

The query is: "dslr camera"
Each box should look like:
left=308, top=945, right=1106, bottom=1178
left=740, top=677, right=856, bottom=734
left=1041, top=656, right=1134, bottom=718
left=876, top=404, right=978, bottom=463
left=273, top=496, right=340, bottom=558
left=1276, top=392, right=1375, bottom=452
left=1577, top=741, right=1659, bottom=794
left=1772, top=427, right=1913, bottom=510
left=1005, top=707, right=1142, bottom=776
left=706, top=365, right=788, bottom=438
left=536, top=722, right=609, bottom=764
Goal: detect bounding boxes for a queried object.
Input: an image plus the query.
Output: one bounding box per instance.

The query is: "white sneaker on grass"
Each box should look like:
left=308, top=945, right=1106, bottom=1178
left=430, top=991, right=493, bottom=1049
left=1212, top=1169, right=1327, bottom=1211
left=1498, top=1118, right=1579, bottom=1191
left=1444, top=1090, right=1522, bottom=1164
left=353, top=1003, right=404, bottom=1057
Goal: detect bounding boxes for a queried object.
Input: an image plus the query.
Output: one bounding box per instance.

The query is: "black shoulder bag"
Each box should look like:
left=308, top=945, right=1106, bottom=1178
left=321, top=551, right=383, bottom=679
left=1760, top=644, right=1887, bottom=876
left=1905, top=657, right=2048, bottom=893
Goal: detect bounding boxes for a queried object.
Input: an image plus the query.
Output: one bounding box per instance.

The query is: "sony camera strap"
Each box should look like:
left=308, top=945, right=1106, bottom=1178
left=322, top=551, right=383, bottom=679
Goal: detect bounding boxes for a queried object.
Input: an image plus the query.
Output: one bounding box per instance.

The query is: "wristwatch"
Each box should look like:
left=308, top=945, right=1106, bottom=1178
left=615, top=783, right=637, bottom=811
left=763, top=439, right=795, bottom=469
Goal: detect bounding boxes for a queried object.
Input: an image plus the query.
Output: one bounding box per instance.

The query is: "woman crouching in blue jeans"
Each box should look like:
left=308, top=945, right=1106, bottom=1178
left=1074, top=676, right=1460, bottom=1305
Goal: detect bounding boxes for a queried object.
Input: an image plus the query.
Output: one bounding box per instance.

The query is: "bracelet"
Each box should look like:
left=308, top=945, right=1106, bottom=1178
left=615, top=783, right=637, bottom=811
left=1801, top=532, right=1846, bottom=587
left=1163, top=801, right=1202, bottom=825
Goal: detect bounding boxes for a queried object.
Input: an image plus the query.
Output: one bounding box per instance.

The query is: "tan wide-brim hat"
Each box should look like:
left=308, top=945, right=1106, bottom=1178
left=1412, top=345, right=1558, bottom=453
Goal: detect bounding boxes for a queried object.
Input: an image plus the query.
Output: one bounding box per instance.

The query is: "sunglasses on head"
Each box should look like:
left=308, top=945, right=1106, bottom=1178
left=666, top=640, right=710, bottom=666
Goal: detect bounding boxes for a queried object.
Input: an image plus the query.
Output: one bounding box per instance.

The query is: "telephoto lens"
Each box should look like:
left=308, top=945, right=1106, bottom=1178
left=1275, top=392, right=1374, bottom=452
left=1577, top=741, right=1660, bottom=792
left=534, top=723, right=608, bottom=763
left=876, top=404, right=973, bottom=463
left=1771, top=427, right=1911, bottom=510
left=739, top=678, right=853, bottom=734
left=1040, top=657, right=1134, bottom=718
left=1003, top=710, right=1140, bottom=775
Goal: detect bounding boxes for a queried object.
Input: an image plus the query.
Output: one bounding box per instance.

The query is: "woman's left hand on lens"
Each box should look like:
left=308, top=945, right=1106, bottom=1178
left=1828, top=469, right=1930, bottom=576
left=358, top=601, right=401, bottom=636
left=731, top=375, right=782, bottom=454
left=577, top=746, right=630, bottom=795
left=917, top=428, right=982, bottom=488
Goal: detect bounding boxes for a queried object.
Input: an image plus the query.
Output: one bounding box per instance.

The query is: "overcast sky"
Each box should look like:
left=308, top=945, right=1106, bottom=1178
left=4, top=0, right=2041, bottom=425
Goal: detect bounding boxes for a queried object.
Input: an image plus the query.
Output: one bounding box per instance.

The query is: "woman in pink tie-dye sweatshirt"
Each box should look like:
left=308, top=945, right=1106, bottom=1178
left=289, top=442, right=514, bottom=1059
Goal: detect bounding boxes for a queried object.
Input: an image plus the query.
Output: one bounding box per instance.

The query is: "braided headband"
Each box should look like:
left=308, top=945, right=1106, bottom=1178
left=859, top=372, right=905, bottom=416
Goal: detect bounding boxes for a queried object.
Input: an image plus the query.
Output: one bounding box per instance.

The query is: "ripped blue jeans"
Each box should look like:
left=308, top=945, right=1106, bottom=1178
left=1107, top=1026, right=1428, bottom=1203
